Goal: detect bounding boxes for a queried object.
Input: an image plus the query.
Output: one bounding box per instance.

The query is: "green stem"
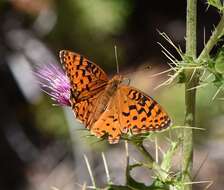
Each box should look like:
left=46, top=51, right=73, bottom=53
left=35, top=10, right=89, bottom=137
left=131, top=141, right=168, bottom=181
left=198, top=14, right=224, bottom=61
left=131, top=141, right=154, bottom=167
left=183, top=0, right=197, bottom=189
left=183, top=6, right=224, bottom=190
left=186, top=0, right=197, bottom=58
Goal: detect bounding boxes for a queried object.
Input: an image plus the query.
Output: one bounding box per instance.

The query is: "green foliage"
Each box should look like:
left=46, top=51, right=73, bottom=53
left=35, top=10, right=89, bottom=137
left=160, top=139, right=180, bottom=172
left=82, top=135, right=186, bottom=190
left=205, top=48, right=224, bottom=90
left=33, top=96, right=69, bottom=138
left=76, top=0, right=132, bottom=35
left=207, top=0, right=224, bottom=11
left=48, top=0, right=132, bottom=72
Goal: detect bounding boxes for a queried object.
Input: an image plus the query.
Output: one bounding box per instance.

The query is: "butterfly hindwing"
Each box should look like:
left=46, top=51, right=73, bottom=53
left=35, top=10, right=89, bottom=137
left=91, top=99, right=121, bottom=144
left=74, top=91, right=105, bottom=128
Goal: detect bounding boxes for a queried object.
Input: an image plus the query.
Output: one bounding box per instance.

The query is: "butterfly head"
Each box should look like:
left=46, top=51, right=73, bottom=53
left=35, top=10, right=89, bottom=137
left=110, top=74, right=124, bottom=87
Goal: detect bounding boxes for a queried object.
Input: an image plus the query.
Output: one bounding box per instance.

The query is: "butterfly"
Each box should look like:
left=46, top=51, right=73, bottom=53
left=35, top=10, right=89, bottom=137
left=59, top=50, right=171, bottom=144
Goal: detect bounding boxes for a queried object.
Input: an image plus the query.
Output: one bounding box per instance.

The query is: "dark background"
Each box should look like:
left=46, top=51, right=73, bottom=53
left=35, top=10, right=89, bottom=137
left=0, top=0, right=223, bottom=189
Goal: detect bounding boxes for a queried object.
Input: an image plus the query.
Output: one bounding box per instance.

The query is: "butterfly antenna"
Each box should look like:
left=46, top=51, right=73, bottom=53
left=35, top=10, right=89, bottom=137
left=114, top=45, right=120, bottom=74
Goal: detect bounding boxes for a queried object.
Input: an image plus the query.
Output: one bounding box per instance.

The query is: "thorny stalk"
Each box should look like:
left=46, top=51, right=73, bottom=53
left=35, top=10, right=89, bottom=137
left=182, top=0, right=197, bottom=190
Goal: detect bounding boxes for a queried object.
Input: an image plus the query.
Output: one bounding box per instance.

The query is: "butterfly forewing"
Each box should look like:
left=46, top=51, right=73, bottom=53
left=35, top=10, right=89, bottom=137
left=59, top=50, right=109, bottom=128
left=59, top=50, right=108, bottom=101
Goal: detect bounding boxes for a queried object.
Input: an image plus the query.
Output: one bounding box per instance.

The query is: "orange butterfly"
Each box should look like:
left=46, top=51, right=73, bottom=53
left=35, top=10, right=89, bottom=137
left=59, top=50, right=171, bottom=144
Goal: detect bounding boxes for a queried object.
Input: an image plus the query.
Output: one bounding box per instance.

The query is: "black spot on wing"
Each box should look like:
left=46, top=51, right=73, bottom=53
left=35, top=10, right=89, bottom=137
left=81, top=69, right=86, bottom=76
left=131, top=91, right=137, bottom=100
left=75, top=71, right=78, bottom=77
left=127, top=90, right=132, bottom=96
left=87, top=75, right=92, bottom=82
left=128, top=90, right=141, bottom=101
left=138, top=95, right=148, bottom=106
left=147, top=110, right=152, bottom=117
left=149, top=102, right=155, bottom=111
left=122, top=112, right=130, bottom=117
left=80, top=55, right=83, bottom=65
left=72, top=54, right=76, bottom=62
left=157, top=109, right=161, bottom=115
left=132, top=125, right=137, bottom=129
left=85, top=85, right=90, bottom=91
left=135, top=92, right=142, bottom=101
left=138, top=108, right=145, bottom=114
left=129, top=105, right=137, bottom=110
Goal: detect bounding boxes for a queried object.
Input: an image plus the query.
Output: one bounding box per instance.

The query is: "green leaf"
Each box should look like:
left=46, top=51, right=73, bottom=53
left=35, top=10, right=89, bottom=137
left=215, top=48, right=224, bottom=73
left=160, top=140, right=181, bottom=172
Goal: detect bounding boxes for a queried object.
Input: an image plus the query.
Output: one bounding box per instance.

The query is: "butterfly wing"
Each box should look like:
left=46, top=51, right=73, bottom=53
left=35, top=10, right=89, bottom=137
left=91, top=85, right=171, bottom=144
left=91, top=96, right=122, bottom=144
left=74, top=91, right=105, bottom=128
left=117, top=85, right=171, bottom=134
left=59, top=50, right=108, bottom=102
left=59, top=50, right=109, bottom=127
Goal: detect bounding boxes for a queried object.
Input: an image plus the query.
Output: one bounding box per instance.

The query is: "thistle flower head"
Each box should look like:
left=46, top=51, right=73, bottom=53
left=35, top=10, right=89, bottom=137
left=35, top=63, right=71, bottom=106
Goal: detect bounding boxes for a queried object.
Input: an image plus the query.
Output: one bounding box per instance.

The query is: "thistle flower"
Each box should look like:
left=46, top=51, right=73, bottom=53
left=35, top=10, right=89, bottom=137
left=35, top=63, right=71, bottom=106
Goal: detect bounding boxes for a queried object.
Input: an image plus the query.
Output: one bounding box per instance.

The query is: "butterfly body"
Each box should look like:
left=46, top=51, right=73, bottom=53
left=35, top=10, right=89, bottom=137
left=92, top=75, right=123, bottom=118
left=60, top=50, right=171, bottom=144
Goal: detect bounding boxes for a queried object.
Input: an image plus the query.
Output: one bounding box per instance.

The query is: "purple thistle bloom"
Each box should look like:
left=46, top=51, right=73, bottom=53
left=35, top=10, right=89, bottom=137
left=35, top=63, right=71, bottom=106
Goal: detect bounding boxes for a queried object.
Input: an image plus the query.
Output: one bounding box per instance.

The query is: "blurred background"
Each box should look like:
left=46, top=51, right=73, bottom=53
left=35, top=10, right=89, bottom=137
left=0, top=0, right=224, bottom=189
